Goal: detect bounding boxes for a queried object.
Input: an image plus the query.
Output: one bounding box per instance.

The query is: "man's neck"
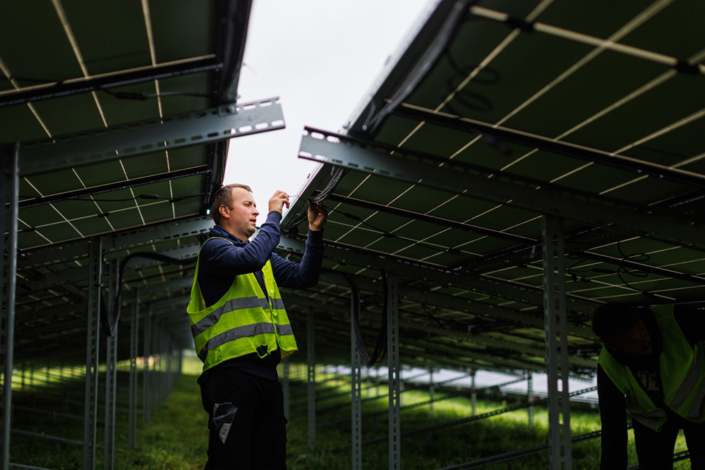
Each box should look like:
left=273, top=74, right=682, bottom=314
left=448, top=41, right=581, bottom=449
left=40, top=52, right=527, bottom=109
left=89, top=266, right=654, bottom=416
left=217, top=223, right=249, bottom=243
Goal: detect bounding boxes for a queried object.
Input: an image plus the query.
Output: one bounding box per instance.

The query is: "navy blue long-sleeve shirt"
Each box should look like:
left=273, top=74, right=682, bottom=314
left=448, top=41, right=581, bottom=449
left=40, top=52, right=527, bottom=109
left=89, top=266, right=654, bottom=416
left=196, top=211, right=324, bottom=380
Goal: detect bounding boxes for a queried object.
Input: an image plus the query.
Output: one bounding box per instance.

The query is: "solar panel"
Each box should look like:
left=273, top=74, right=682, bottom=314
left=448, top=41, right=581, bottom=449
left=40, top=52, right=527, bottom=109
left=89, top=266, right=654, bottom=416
left=282, top=0, right=705, bottom=377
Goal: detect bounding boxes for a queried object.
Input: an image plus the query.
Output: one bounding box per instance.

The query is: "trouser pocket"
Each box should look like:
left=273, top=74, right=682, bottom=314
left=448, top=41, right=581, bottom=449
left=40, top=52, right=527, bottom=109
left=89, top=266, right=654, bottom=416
left=211, top=402, right=238, bottom=444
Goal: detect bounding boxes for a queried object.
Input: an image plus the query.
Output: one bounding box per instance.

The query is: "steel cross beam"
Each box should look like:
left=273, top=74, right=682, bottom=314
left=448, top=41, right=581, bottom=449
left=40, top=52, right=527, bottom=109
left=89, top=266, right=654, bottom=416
left=393, top=104, right=705, bottom=191
left=319, top=191, right=536, bottom=245
left=18, top=215, right=213, bottom=268
left=318, top=272, right=597, bottom=339
left=294, top=319, right=523, bottom=373
left=277, top=233, right=597, bottom=311
left=290, top=283, right=595, bottom=369
left=397, top=317, right=595, bottom=369
left=15, top=279, right=192, bottom=328
left=127, top=277, right=193, bottom=300
left=28, top=244, right=199, bottom=291
left=285, top=295, right=556, bottom=373
left=298, top=128, right=705, bottom=251
left=0, top=57, right=222, bottom=108
left=19, top=165, right=210, bottom=209
left=19, top=97, right=285, bottom=177
left=147, top=295, right=191, bottom=315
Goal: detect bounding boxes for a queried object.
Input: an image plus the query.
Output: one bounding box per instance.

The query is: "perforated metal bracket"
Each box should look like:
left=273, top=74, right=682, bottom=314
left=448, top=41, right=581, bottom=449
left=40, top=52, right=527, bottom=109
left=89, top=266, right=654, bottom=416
left=19, top=97, right=285, bottom=177
left=298, top=127, right=705, bottom=251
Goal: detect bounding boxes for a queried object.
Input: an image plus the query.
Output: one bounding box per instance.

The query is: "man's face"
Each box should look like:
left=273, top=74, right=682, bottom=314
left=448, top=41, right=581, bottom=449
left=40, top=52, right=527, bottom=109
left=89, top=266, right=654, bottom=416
left=224, top=187, right=259, bottom=241
left=607, top=319, right=653, bottom=357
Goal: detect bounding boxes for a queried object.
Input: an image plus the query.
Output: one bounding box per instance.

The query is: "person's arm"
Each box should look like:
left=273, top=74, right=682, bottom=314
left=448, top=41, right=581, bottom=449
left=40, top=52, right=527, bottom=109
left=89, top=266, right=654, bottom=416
left=272, top=200, right=327, bottom=289
left=598, top=364, right=628, bottom=469
left=202, top=212, right=282, bottom=276
left=674, top=304, right=705, bottom=345
left=271, top=229, right=324, bottom=289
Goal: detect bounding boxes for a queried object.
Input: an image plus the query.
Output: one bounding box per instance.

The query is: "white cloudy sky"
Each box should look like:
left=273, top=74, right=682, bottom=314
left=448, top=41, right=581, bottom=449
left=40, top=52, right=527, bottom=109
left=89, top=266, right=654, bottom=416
left=224, top=0, right=433, bottom=213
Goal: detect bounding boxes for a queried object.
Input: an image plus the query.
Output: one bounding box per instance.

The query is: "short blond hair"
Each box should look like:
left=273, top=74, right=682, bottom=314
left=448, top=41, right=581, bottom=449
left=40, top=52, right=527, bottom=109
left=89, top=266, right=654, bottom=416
left=210, top=184, right=253, bottom=225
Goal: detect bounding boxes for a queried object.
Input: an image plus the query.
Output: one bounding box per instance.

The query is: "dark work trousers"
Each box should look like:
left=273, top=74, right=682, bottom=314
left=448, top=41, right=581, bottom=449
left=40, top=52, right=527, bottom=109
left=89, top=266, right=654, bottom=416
left=633, top=413, right=705, bottom=470
left=199, top=368, right=287, bottom=470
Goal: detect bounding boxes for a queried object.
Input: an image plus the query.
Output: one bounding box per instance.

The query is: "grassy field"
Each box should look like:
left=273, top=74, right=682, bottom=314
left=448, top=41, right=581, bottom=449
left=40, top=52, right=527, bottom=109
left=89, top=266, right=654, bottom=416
left=7, top=356, right=691, bottom=469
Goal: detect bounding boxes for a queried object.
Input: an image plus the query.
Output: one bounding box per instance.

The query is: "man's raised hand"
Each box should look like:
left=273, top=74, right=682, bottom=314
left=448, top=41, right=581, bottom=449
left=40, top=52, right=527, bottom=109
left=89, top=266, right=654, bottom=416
left=269, top=190, right=290, bottom=214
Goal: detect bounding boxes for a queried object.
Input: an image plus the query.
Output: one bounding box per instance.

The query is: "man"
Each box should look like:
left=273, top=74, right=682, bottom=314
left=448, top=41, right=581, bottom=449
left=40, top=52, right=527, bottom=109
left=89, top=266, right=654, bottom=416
left=592, top=303, right=705, bottom=469
left=187, top=184, right=327, bottom=469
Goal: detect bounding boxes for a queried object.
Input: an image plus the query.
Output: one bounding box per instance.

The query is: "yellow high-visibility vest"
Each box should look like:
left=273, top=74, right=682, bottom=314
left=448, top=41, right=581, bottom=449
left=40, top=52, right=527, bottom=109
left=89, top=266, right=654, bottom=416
left=187, top=237, right=298, bottom=371
left=599, top=305, right=705, bottom=431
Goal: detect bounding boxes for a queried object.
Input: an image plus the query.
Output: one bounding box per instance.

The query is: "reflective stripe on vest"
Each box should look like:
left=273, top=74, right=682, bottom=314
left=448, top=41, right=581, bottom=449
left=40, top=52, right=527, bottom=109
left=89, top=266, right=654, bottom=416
left=598, top=305, right=705, bottom=430
left=191, top=296, right=286, bottom=338
left=670, top=347, right=704, bottom=411
left=197, top=322, right=296, bottom=361
left=631, top=409, right=668, bottom=432
left=198, top=322, right=276, bottom=362
left=688, top=374, right=705, bottom=420
left=186, top=236, right=298, bottom=371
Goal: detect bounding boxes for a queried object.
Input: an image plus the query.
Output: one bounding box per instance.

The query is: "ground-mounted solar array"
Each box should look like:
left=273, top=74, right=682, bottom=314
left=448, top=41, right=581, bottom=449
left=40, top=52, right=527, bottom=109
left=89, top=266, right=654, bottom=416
left=278, top=0, right=705, bottom=466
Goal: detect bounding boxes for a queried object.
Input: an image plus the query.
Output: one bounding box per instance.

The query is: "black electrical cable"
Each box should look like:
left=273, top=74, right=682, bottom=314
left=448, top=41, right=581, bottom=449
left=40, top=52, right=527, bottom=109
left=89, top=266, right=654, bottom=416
left=102, top=252, right=197, bottom=337
left=332, top=206, right=464, bottom=257
left=100, top=88, right=211, bottom=100
left=341, top=271, right=387, bottom=367
left=567, top=241, right=657, bottom=300
left=286, top=167, right=346, bottom=231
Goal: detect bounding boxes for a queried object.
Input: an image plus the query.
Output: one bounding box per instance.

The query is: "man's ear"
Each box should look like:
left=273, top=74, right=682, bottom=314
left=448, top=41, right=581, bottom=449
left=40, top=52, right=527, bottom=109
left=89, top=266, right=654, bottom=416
left=219, top=205, right=230, bottom=220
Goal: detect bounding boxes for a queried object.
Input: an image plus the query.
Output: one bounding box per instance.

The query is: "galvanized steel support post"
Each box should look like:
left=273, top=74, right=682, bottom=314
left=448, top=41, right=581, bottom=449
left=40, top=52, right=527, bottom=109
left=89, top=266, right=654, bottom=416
left=471, top=369, right=477, bottom=417
left=154, top=327, right=161, bottom=410
left=104, top=260, right=119, bottom=470
left=351, top=291, right=362, bottom=470
left=0, top=143, right=19, bottom=470
left=129, top=289, right=140, bottom=448
left=429, top=368, right=435, bottom=415
left=166, top=334, right=172, bottom=398
left=307, top=311, right=316, bottom=449
left=542, top=216, right=572, bottom=469
left=178, top=348, right=183, bottom=375
left=143, top=307, right=152, bottom=423
left=376, top=367, right=380, bottom=398
left=528, top=372, right=535, bottom=429
left=387, top=274, right=401, bottom=470
left=83, top=236, right=102, bottom=469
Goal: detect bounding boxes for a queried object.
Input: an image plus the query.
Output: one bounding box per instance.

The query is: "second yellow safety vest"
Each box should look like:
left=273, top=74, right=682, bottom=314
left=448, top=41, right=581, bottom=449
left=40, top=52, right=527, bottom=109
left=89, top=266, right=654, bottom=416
left=599, top=305, right=705, bottom=431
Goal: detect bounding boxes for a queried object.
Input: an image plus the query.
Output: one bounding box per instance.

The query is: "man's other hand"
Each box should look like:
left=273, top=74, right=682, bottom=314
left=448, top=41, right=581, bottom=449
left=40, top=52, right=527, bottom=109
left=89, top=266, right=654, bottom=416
left=308, top=200, right=327, bottom=231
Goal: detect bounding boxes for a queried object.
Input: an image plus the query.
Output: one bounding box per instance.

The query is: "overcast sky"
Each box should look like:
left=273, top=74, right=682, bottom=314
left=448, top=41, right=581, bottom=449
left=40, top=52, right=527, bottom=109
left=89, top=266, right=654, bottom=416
left=224, top=0, right=433, bottom=214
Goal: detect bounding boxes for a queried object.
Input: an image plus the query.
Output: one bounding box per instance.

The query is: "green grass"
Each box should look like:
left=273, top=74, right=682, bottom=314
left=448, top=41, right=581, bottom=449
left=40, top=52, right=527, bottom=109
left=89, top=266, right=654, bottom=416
left=6, top=357, right=692, bottom=469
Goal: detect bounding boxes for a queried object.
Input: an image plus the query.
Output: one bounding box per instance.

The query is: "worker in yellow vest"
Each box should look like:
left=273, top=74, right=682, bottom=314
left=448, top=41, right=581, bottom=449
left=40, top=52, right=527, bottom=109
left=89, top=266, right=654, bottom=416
left=592, top=303, right=705, bottom=469
left=188, top=184, right=327, bottom=469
